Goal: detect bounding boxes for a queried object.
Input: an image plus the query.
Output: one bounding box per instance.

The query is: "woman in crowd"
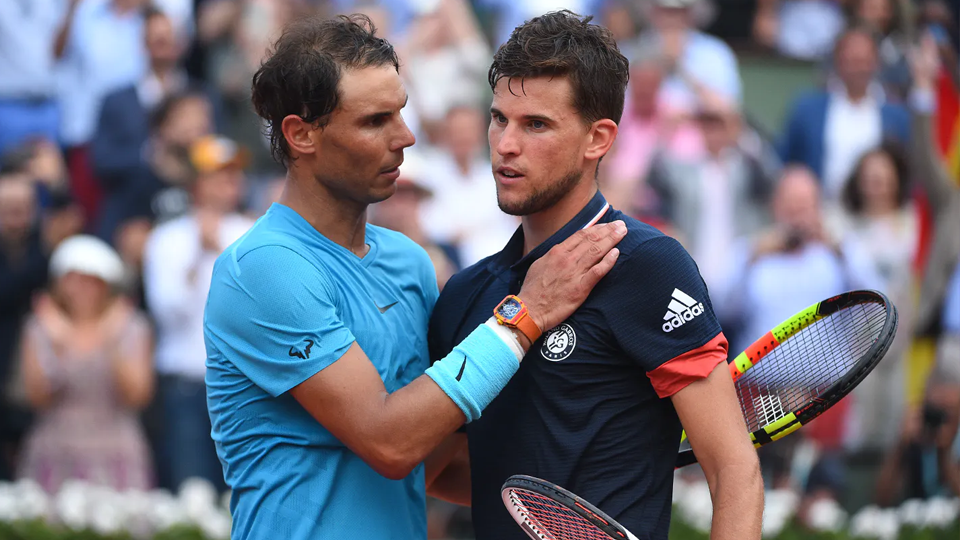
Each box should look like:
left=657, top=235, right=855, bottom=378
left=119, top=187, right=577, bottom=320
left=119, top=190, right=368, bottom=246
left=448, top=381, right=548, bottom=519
left=16, top=235, right=154, bottom=494
left=829, top=142, right=919, bottom=450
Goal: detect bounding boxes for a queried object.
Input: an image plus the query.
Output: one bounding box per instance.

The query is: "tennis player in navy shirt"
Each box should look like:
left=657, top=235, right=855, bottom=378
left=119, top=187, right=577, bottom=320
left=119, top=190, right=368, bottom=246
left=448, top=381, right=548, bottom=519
left=202, top=14, right=627, bottom=540
left=427, top=12, right=764, bottom=540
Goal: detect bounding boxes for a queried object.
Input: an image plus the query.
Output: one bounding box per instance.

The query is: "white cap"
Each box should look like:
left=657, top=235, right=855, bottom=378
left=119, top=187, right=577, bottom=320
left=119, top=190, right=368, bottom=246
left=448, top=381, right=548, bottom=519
left=49, top=235, right=126, bottom=286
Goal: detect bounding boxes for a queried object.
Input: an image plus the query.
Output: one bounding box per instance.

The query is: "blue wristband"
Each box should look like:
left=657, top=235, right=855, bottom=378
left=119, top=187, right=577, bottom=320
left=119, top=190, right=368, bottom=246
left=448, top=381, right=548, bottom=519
left=425, top=323, right=520, bottom=423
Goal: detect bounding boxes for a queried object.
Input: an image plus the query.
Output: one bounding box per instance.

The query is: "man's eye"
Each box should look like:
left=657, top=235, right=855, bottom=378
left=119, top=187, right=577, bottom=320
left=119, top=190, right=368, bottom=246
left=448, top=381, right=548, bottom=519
left=531, top=120, right=545, bottom=129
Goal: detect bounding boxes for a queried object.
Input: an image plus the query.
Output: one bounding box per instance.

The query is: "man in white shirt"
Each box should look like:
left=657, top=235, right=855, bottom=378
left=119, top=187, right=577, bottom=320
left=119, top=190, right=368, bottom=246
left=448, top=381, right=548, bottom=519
left=419, top=105, right=519, bottom=267
left=632, top=0, right=743, bottom=108
left=779, top=26, right=910, bottom=201
left=713, top=165, right=882, bottom=354
left=143, top=135, right=253, bottom=492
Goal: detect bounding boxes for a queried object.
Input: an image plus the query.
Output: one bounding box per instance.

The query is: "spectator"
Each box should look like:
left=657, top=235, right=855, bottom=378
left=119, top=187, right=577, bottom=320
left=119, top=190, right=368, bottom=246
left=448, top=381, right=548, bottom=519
left=829, top=143, right=918, bottom=449
left=369, top=152, right=458, bottom=290
left=847, top=0, right=913, bottom=102
left=143, top=135, right=253, bottom=493
left=400, top=0, right=491, bottom=143
left=605, top=50, right=704, bottom=211
left=100, top=90, right=214, bottom=245
left=910, top=33, right=960, bottom=350
left=418, top=105, right=518, bottom=267
left=195, top=0, right=297, bottom=176
left=0, top=138, right=72, bottom=209
left=93, top=7, right=223, bottom=244
left=752, top=0, right=846, bottom=60
left=16, top=235, right=154, bottom=494
left=0, top=176, right=47, bottom=481
left=713, top=165, right=882, bottom=356
left=55, top=0, right=151, bottom=225
left=632, top=0, right=743, bottom=108
left=0, top=0, right=65, bottom=156
left=647, top=97, right=774, bottom=293
left=872, top=32, right=960, bottom=506
left=478, top=0, right=606, bottom=48
left=778, top=25, right=911, bottom=201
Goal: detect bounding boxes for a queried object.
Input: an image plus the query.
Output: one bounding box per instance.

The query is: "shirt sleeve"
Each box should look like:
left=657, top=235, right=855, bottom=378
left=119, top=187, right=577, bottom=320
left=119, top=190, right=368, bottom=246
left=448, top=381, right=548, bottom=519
left=605, top=236, right=728, bottom=398
left=204, top=245, right=356, bottom=397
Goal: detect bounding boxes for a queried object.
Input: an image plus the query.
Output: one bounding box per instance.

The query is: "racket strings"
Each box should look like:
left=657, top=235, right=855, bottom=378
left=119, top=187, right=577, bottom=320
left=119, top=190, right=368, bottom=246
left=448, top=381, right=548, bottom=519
left=508, top=488, right=614, bottom=540
left=735, top=302, right=888, bottom=432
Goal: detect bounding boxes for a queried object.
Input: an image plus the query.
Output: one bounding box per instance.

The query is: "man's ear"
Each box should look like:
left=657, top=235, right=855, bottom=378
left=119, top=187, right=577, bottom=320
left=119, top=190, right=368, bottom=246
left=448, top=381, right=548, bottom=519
left=281, top=115, right=318, bottom=157
left=584, top=119, right=618, bottom=161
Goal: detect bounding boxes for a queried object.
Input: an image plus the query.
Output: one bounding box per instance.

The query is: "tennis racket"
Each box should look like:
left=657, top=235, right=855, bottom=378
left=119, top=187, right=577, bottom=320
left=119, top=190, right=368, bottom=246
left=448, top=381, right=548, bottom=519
left=674, top=289, right=897, bottom=467
left=501, top=290, right=898, bottom=540
left=502, top=474, right=640, bottom=540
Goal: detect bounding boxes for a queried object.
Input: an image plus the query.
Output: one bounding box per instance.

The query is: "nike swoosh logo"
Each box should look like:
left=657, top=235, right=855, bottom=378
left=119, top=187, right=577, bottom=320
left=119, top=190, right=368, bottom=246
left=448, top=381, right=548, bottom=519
left=455, top=355, right=467, bottom=382
left=377, top=301, right=398, bottom=314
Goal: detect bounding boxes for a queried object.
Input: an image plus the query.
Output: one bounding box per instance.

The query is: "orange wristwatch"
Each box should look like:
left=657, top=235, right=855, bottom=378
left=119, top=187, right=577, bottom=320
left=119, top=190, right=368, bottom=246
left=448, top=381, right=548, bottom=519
left=493, top=295, right=542, bottom=343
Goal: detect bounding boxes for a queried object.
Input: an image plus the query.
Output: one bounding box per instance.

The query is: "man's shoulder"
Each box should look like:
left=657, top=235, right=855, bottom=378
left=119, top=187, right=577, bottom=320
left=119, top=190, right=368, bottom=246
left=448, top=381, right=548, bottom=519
left=605, top=210, right=673, bottom=257
left=212, top=221, right=318, bottom=286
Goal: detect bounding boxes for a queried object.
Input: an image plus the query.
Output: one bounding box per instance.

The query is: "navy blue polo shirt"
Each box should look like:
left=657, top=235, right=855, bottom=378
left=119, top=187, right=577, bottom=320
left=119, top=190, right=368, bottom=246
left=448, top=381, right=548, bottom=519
left=428, top=192, right=728, bottom=540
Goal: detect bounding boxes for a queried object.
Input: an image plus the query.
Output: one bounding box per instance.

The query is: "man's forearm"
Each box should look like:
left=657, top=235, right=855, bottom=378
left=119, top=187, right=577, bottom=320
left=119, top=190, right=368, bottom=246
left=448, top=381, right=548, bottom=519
left=707, top=463, right=764, bottom=540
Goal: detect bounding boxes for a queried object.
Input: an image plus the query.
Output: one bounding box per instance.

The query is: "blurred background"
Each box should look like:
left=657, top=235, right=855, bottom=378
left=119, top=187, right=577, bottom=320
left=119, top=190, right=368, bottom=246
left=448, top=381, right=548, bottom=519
left=0, top=0, right=958, bottom=538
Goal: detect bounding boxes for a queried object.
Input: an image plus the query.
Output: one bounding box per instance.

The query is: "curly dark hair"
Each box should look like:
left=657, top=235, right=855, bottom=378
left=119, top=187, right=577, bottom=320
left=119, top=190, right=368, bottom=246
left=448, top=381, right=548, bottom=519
left=489, top=10, right=630, bottom=125
left=842, top=141, right=911, bottom=214
left=251, top=14, right=399, bottom=167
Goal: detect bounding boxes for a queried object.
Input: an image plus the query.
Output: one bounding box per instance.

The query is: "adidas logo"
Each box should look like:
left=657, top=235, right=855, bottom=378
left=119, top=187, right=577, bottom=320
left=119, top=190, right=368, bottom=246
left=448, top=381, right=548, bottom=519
left=662, top=288, right=704, bottom=333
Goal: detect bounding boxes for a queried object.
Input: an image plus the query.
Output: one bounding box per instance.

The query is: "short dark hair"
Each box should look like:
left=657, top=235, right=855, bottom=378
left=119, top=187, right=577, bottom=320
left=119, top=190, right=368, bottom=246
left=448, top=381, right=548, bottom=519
left=489, top=10, right=629, bottom=125
left=842, top=141, right=911, bottom=214
left=251, top=14, right=400, bottom=167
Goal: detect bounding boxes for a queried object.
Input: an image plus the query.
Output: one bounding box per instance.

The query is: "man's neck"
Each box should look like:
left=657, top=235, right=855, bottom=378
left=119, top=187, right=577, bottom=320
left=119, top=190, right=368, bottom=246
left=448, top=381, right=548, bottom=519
left=454, top=154, right=473, bottom=177
left=521, top=181, right=598, bottom=255
left=280, top=169, right=370, bottom=258
left=844, top=85, right=869, bottom=103
left=152, top=65, right=177, bottom=84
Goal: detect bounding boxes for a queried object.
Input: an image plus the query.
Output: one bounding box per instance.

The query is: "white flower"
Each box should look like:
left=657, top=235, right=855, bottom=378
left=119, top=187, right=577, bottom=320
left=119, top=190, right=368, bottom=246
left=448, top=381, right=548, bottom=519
left=920, top=497, right=960, bottom=529
left=220, top=489, right=232, bottom=512
left=89, top=503, right=124, bottom=536
left=805, top=497, right=847, bottom=533
left=0, top=484, right=18, bottom=522
left=851, top=506, right=900, bottom=540
left=117, top=490, right=153, bottom=539
left=149, top=490, right=188, bottom=530
left=761, top=508, right=788, bottom=538
left=198, top=509, right=232, bottom=540
left=677, top=481, right=712, bottom=532
left=898, top=498, right=926, bottom=527
left=179, top=477, right=219, bottom=524
left=764, top=489, right=800, bottom=519
left=12, top=479, right=50, bottom=521
left=55, top=480, right=92, bottom=530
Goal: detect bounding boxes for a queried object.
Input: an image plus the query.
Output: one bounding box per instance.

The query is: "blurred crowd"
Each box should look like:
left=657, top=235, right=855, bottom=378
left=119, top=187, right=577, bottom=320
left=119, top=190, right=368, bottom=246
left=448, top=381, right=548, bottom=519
left=0, top=0, right=958, bottom=538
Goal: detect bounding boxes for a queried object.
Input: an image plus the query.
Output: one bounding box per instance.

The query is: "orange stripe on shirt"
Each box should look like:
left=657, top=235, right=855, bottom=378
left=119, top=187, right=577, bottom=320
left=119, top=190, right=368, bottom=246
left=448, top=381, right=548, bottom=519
left=647, top=332, right=728, bottom=398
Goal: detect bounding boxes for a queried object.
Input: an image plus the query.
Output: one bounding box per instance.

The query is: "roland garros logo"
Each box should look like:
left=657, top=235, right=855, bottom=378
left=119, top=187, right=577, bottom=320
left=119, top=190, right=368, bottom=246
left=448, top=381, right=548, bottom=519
left=541, top=323, right=576, bottom=361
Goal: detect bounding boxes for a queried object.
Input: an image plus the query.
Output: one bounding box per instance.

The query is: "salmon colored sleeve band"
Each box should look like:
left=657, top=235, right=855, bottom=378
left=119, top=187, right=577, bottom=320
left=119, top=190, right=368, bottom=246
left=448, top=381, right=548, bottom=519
left=647, top=332, right=728, bottom=398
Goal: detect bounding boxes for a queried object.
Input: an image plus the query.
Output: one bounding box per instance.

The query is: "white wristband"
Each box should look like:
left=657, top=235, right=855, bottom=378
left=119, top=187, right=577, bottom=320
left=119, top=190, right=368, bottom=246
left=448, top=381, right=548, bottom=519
left=485, top=317, right=525, bottom=362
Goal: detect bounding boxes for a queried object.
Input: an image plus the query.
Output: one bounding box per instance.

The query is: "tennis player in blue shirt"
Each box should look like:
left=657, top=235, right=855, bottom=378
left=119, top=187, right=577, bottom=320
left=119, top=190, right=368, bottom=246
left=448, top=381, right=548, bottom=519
left=202, top=15, right=625, bottom=540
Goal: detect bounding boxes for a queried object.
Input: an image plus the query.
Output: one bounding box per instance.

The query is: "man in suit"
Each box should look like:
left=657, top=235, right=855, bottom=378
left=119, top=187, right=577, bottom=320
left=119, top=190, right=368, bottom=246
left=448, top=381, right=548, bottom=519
left=91, top=6, right=220, bottom=245
left=779, top=25, right=910, bottom=201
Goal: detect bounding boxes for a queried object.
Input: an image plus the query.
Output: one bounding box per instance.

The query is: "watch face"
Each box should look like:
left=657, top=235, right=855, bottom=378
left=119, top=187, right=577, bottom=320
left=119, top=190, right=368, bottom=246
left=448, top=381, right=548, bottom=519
left=499, top=298, right=522, bottom=319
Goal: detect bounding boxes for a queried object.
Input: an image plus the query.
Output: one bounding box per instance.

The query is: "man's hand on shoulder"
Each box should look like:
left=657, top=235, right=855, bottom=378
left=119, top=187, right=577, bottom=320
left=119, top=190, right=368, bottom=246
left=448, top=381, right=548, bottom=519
left=520, top=220, right=627, bottom=332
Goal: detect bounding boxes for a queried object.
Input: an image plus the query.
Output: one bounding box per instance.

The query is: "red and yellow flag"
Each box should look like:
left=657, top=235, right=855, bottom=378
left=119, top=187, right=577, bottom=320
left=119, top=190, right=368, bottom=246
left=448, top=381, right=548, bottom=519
left=934, top=69, right=960, bottom=182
